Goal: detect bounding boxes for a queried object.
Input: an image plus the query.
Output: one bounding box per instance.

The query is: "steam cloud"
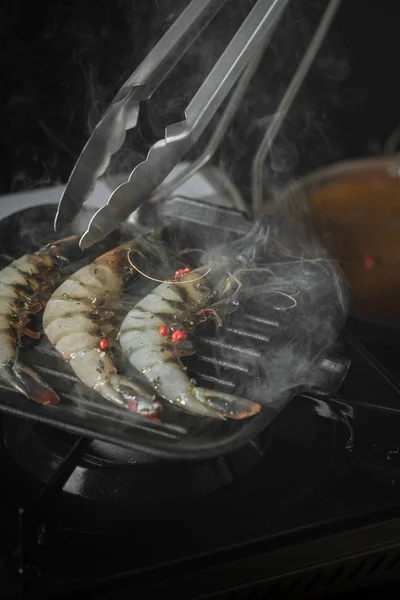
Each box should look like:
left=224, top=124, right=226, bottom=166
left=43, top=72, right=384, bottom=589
left=194, top=196, right=348, bottom=407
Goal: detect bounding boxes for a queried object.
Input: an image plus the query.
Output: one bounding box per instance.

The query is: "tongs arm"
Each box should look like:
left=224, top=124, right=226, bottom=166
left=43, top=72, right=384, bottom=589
left=79, top=0, right=289, bottom=249
left=54, top=0, right=228, bottom=232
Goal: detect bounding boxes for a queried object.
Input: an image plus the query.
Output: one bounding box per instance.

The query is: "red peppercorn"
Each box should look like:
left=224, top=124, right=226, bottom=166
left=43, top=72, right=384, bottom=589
left=171, top=330, right=187, bottom=342
left=174, top=268, right=191, bottom=280
left=99, top=338, right=108, bottom=350
left=158, top=325, right=170, bottom=336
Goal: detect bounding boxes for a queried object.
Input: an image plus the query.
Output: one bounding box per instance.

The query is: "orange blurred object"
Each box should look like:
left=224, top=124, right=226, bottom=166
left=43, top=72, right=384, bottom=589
left=271, top=155, right=400, bottom=328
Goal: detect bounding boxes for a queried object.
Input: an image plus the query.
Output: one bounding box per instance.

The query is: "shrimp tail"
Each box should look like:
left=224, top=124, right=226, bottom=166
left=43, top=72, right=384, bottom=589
left=0, top=362, right=60, bottom=405
left=96, top=375, right=163, bottom=417
left=175, top=393, right=226, bottom=420
left=194, top=388, right=261, bottom=420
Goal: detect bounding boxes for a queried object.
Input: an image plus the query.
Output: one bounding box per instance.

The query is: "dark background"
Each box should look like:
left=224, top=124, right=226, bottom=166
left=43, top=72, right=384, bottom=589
left=0, top=0, right=398, bottom=201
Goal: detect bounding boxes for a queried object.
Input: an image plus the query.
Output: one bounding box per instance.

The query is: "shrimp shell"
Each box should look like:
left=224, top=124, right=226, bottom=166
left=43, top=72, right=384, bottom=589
left=0, top=236, right=82, bottom=405
left=43, top=241, right=162, bottom=417
left=119, top=270, right=261, bottom=420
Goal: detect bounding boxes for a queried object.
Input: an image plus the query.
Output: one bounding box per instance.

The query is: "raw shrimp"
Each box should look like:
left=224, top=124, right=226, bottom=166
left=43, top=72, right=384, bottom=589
left=0, top=235, right=82, bottom=404
left=43, top=241, right=163, bottom=417
left=119, top=267, right=261, bottom=420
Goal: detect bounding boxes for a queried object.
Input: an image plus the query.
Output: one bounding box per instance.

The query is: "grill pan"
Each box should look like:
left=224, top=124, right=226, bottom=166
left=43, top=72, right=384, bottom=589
left=0, top=197, right=349, bottom=461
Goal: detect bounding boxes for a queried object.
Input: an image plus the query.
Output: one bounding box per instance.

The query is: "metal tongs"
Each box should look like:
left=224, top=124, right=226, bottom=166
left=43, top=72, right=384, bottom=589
left=55, top=0, right=290, bottom=248
left=55, top=0, right=341, bottom=248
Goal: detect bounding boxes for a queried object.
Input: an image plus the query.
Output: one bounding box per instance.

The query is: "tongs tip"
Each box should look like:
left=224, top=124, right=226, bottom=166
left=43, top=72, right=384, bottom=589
left=79, top=207, right=115, bottom=250
left=79, top=229, right=98, bottom=251
left=54, top=187, right=81, bottom=233
left=54, top=204, right=66, bottom=233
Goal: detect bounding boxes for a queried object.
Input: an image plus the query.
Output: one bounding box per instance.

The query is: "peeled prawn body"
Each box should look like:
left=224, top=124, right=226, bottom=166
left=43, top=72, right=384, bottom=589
left=0, top=236, right=82, bottom=405
left=119, top=270, right=261, bottom=420
left=43, top=242, right=162, bottom=417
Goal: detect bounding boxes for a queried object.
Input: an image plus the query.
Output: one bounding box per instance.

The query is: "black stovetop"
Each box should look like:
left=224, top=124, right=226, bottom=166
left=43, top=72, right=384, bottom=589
left=1, top=317, right=400, bottom=598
